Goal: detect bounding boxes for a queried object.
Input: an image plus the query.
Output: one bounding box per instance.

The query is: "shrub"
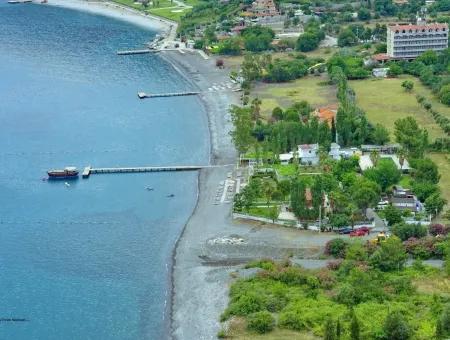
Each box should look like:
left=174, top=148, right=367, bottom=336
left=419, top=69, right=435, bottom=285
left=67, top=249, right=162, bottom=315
left=245, top=259, right=276, bottom=271
left=327, top=259, right=343, bottom=271
left=275, top=267, right=308, bottom=285
left=430, top=224, right=449, bottom=236
left=384, top=311, right=412, bottom=340
left=391, top=222, right=427, bottom=241
left=325, top=238, right=349, bottom=258
left=223, top=292, right=267, bottom=318
left=247, top=311, right=275, bottom=334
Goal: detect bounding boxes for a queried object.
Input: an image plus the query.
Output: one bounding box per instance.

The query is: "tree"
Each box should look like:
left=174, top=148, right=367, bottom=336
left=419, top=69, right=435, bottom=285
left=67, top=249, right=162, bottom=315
left=357, top=7, right=371, bottom=20
left=401, top=80, right=414, bottom=92
left=411, top=158, right=440, bottom=184
left=370, top=150, right=380, bottom=167
left=218, top=37, right=242, bottom=55
left=230, top=105, right=254, bottom=154
left=296, top=32, right=320, bottom=52
left=388, top=63, right=403, bottom=77
left=383, top=311, right=412, bottom=340
left=242, top=26, right=275, bottom=52
left=350, top=178, right=381, bottom=211
left=268, top=206, right=279, bottom=223
left=363, top=159, right=401, bottom=192
left=350, top=310, right=360, bottom=340
left=412, top=182, right=439, bottom=202
left=394, top=117, right=428, bottom=158
left=336, top=318, right=342, bottom=339
left=372, top=124, right=390, bottom=145
left=324, top=316, right=336, bottom=340
left=383, top=204, right=403, bottom=226
left=338, top=28, right=358, bottom=47
left=445, top=240, right=450, bottom=276
left=417, top=50, right=438, bottom=65
left=370, top=237, right=407, bottom=271
left=438, top=304, right=450, bottom=337
left=425, top=192, right=447, bottom=216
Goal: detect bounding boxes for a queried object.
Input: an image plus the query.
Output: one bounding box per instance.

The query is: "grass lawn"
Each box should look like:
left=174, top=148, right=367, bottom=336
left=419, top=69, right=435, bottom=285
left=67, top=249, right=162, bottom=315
left=272, top=164, right=297, bottom=177
left=112, top=0, right=193, bottom=21
left=247, top=206, right=278, bottom=219
left=351, top=76, right=448, bottom=141
left=148, top=7, right=188, bottom=21
left=428, top=153, right=450, bottom=213
left=252, top=75, right=336, bottom=118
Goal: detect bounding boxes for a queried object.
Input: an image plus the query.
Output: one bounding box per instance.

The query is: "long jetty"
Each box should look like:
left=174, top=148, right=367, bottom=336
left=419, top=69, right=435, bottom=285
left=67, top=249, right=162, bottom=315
left=117, top=49, right=158, bottom=55
left=137, top=91, right=199, bottom=99
left=82, top=165, right=207, bottom=178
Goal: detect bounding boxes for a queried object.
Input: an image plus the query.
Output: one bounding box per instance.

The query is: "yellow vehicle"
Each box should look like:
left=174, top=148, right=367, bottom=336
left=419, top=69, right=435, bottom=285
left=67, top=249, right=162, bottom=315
left=369, top=231, right=389, bottom=245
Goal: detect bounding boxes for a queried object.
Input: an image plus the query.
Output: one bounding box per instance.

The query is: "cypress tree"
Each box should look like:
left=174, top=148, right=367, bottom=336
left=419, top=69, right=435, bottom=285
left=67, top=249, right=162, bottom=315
left=436, top=318, right=443, bottom=339
left=324, top=316, right=336, bottom=340
left=350, top=310, right=360, bottom=340
left=336, top=317, right=342, bottom=339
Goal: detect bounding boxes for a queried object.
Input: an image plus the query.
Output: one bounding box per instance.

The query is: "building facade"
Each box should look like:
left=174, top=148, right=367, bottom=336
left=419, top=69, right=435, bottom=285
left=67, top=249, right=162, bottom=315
left=387, top=22, right=448, bottom=59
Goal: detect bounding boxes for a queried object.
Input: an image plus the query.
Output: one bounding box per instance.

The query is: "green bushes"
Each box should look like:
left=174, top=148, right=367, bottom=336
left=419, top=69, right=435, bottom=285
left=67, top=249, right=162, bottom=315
left=325, top=238, right=348, bottom=258
left=247, top=311, right=275, bottom=334
left=221, top=250, right=450, bottom=338
left=391, top=222, right=428, bottom=241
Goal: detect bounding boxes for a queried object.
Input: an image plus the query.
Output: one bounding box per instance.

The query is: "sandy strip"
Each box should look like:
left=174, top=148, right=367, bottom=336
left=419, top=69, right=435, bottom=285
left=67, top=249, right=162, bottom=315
left=43, top=0, right=175, bottom=33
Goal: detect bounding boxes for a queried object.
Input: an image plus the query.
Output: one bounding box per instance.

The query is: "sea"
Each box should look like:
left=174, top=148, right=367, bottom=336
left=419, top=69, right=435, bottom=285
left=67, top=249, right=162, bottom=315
left=0, top=2, right=209, bottom=339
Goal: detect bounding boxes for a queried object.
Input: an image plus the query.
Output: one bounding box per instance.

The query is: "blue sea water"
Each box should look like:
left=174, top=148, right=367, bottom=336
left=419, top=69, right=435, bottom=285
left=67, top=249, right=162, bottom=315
left=0, top=2, right=209, bottom=339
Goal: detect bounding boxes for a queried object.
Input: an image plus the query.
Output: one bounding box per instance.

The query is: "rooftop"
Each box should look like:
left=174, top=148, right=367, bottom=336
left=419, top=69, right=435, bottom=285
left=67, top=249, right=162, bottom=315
left=388, top=23, right=448, bottom=32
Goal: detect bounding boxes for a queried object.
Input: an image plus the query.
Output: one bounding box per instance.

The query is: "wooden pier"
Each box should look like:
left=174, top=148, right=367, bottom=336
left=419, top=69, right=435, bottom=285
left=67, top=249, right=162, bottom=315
left=137, top=91, right=200, bottom=99
left=82, top=165, right=206, bottom=178
left=117, top=49, right=158, bottom=55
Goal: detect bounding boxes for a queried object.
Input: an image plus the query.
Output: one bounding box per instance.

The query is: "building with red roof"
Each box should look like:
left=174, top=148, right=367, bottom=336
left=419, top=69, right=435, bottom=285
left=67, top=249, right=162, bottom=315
left=387, top=20, right=448, bottom=59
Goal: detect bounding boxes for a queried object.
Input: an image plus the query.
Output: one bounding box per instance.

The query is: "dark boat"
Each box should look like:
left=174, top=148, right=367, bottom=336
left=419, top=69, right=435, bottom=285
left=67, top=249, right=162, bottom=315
left=47, top=167, right=79, bottom=179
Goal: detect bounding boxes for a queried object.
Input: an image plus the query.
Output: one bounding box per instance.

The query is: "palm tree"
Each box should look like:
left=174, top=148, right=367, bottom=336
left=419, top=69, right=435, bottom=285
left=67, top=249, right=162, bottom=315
left=369, top=150, right=380, bottom=168
left=251, top=98, right=262, bottom=120
left=397, top=148, right=406, bottom=171
left=264, top=182, right=276, bottom=207
left=347, top=203, right=359, bottom=230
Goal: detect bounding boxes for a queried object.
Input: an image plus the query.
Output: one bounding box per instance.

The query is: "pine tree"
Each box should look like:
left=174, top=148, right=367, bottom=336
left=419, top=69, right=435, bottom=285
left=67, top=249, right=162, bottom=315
left=350, top=310, right=360, bottom=340
left=324, top=316, right=336, bottom=340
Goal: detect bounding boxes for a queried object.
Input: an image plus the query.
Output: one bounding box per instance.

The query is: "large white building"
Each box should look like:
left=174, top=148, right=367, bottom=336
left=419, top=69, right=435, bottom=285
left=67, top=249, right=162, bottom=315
left=387, top=21, right=448, bottom=59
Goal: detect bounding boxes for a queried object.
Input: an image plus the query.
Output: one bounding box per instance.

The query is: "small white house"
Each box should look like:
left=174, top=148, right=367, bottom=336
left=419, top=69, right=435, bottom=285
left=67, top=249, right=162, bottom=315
left=279, top=153, right=294, bottom=165
left=372, top=67, right=389, bottom=78
left=298, top=144, right=319, bottom=165
left=329, top=143, right=341, bottom=160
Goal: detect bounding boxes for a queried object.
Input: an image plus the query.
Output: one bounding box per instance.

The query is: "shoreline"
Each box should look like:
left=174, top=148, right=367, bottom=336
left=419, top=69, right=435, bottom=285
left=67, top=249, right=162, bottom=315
left=32, top=2, right=339, bottom=339
left=39, top=1, right=241, bottom=338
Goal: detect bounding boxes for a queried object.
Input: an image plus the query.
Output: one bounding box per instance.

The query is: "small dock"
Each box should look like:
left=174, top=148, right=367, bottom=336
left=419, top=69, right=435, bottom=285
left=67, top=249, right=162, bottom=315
left=117, top=49, right=158, bottom=55
left=137, top=91, right=200, bottom=99
left=82, top=165, right=206, bottom=178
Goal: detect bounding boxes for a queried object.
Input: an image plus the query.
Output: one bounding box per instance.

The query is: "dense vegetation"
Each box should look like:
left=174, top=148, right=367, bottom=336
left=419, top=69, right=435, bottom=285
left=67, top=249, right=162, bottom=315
left=220, top=241, right=450, bottom=339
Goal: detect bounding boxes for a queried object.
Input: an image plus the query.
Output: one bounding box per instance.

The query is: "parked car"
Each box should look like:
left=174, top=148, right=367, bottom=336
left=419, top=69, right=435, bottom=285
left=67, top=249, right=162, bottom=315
left=350, top=229, right=367, bottom=237
left=338, top=227, right=352, bottom=234
left=355, top=226, right=371, bottom=234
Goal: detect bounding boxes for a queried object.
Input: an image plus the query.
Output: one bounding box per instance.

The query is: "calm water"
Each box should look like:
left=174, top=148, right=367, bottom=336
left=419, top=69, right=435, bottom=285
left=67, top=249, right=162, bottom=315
left=0, top=3, right=209, bottom=339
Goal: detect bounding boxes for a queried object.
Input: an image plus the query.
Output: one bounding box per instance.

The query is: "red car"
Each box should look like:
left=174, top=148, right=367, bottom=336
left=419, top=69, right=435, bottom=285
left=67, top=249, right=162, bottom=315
left=357, top=226, right=371, bottom=234
left=350, top=229, right=368, bottom=237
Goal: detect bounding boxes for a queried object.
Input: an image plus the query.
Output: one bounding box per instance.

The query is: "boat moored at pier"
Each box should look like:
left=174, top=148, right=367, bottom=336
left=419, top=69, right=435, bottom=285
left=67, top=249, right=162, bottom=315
left=47, top=167, right=79, bottom=179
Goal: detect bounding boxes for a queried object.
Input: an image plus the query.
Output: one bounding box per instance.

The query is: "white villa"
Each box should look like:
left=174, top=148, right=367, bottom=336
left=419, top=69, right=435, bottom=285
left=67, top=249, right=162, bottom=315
left=279, top=143, right=319, bottom=165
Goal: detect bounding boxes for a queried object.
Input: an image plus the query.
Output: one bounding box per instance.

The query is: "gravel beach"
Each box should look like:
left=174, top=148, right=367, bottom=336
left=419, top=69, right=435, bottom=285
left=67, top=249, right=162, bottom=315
left=37, top=3, right=344, bottom=338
